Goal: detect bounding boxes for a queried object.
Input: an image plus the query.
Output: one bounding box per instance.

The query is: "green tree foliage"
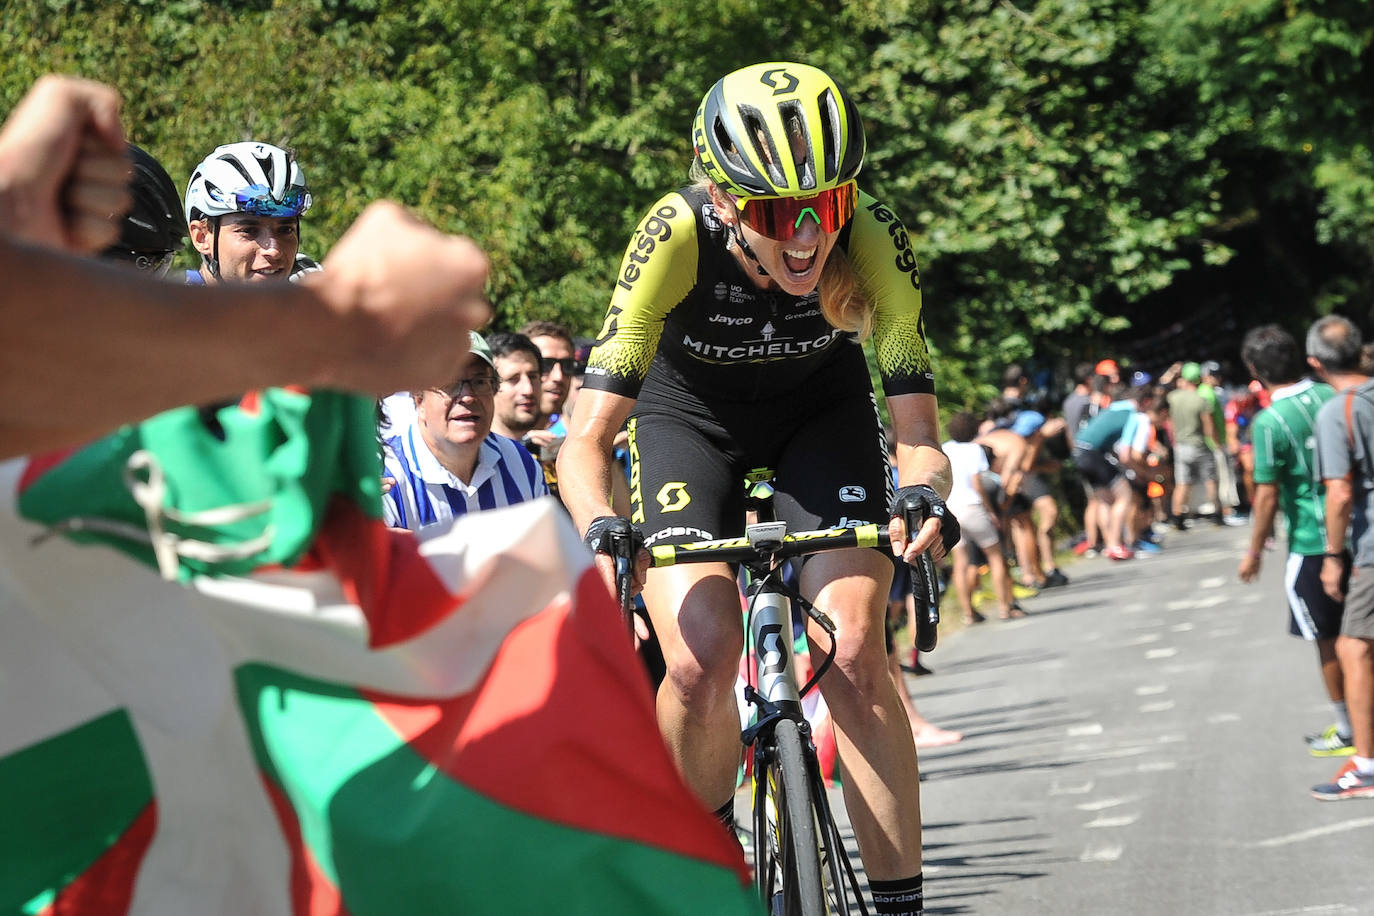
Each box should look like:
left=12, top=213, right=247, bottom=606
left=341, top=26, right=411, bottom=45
left=4, top=0, right=1371, bottom=406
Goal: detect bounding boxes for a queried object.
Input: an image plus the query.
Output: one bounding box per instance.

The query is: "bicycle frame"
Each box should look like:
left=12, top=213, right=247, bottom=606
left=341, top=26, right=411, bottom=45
left=648, top=482, right=879, bottom=915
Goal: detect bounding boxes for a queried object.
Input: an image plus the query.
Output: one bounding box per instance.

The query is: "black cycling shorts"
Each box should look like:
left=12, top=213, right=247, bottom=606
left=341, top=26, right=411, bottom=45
left=1007, top=471, right=1054, bottom=515
left=1073, top=445, right=1121, bottom=491
left=624, top=363, right=893, bottom=552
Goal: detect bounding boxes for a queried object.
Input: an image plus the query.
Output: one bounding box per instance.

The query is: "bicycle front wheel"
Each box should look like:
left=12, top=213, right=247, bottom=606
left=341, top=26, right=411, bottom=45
left=757, top=717, right=827, bottom=916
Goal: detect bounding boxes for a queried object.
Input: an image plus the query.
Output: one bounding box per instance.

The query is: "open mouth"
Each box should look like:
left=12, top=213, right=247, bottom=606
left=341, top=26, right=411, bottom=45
left=781, top=246, right=817, bottom=277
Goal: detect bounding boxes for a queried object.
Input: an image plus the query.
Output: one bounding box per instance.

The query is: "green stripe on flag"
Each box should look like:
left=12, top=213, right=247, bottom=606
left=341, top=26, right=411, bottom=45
left=0, top=710, right=153, bottom=913
left=237, top=664, right=761, bottom=915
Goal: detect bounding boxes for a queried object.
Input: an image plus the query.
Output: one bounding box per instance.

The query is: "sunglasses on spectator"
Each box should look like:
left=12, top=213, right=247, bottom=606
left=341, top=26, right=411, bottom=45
left=734, top=181, right=857, bottom=241
left=540, top=356, right=577, bottom=376
left=433, top=375, right=498, bottom=398
left=234, top=184, right=312, bottom=218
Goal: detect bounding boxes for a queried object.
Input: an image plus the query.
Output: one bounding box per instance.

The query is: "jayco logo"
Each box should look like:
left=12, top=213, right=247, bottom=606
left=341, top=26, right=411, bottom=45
left=709, top=314, right=753, bottom=326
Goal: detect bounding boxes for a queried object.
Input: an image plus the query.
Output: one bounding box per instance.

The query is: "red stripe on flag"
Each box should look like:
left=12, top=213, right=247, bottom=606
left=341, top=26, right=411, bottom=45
left=308, top=498, right=462, bottom=648
left=16, top=447, right=83, bottom=495
left=45, top=802, right=156, bottom=916
left=364, top=569, right=749, bottom=878
left=260, top=776, right=350, bottom=916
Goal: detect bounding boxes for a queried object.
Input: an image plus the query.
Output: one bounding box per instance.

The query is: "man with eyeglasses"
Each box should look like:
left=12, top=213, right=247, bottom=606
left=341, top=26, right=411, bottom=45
left=381, top=331, right=547, bottom=532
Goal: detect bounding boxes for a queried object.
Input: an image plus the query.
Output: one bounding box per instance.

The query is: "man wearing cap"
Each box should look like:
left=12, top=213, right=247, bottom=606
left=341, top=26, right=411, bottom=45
left=381, top=331, right=548, bottom=532
left=1167, top=362, right=1219, bottom=529
left=1200, top=360, right=1247, bottom=525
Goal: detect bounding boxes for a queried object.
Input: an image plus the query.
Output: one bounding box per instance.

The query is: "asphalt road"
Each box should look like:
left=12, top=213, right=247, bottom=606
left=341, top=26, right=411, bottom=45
left=895, top=522, right=1374, bottom=915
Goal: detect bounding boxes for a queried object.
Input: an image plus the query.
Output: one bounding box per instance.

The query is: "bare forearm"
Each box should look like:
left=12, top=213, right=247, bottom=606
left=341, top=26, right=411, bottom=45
left=556, top=436, right=622, bottom=534
left=2, top=202, right=491, bottom=459
left=1324, top=480, right=1354, bottom=551
left=1, top=240, right=306, bottom=456
left=897, top=444, right=952, bottom=499
left=1247, top=484, right=1278, bottom=554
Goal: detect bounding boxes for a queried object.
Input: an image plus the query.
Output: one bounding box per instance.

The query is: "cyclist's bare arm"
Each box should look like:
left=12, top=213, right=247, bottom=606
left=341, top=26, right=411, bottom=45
left=0, top=202, right=490, bottom=459
left=556, top=386, right=646, bottom=591
left=887, top=392, right=953, bottom=563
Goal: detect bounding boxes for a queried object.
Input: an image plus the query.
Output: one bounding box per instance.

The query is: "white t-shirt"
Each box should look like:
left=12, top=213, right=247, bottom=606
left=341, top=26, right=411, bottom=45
left=941, top=440, right=989, bottom=508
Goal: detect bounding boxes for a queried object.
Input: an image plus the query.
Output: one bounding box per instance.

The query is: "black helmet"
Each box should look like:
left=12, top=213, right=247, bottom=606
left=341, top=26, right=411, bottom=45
left=103, top=143, right=186, bottom=268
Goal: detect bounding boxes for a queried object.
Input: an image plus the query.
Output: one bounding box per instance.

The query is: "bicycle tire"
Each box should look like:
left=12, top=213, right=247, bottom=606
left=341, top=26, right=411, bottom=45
left=763, top=718, right=827, bottom=916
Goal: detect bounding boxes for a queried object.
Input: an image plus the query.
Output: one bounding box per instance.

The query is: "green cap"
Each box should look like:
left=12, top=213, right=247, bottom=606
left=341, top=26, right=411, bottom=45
left=469, top=331, right=494, bottom=368
left=1180, top=362, right=1201, bottom=383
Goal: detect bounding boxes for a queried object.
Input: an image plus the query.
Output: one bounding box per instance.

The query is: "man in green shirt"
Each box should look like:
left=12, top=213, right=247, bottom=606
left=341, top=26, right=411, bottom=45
left=1238, top=325, right=1352, bottom=756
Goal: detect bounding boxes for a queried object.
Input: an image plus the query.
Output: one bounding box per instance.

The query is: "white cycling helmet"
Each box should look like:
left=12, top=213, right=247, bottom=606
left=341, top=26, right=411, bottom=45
left=184, top=141, right=311, bottom=224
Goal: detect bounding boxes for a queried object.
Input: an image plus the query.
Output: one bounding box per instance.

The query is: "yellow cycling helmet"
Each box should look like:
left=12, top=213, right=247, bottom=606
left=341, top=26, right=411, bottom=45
left=693, top=61, right=865, bottom=199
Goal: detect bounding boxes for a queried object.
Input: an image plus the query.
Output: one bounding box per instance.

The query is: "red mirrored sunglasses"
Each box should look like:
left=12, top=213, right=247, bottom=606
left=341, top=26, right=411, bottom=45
left=735, top=182, right=857, bottom=240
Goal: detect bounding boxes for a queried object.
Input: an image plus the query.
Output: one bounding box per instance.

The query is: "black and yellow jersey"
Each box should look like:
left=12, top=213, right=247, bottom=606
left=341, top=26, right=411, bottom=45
left=583, top=184, right=935, bottom=407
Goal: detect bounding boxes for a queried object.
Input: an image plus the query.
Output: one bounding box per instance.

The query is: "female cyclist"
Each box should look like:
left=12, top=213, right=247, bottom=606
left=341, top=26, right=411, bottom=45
left=558, top=62, right=955, bottom=915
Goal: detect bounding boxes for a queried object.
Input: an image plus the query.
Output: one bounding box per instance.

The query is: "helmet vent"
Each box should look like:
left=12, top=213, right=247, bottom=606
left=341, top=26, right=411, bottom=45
left=219, top=155, right=256, bottom=188
left=817, top=88, right=840, bottom=184
left=776, top=99, right=815, bottom=191
left=713, top=118, right=748, bottom=172
left=737, top=104, right=786, bottom=190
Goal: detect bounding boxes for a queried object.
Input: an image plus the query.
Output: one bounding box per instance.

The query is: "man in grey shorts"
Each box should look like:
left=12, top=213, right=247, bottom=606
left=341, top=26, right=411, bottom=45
left=1309, top=315, right=1374, bottom=800
left=1167, top=362, right=1218, bottom=528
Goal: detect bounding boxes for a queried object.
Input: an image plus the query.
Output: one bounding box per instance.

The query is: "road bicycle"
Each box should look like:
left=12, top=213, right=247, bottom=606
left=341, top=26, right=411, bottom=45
left=614, top=473, right=940, bottom=915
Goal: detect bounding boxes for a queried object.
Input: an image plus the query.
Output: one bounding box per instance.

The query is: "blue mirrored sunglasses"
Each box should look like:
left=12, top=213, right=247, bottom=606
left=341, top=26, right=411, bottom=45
left=234, top=184, right=311, bottom=218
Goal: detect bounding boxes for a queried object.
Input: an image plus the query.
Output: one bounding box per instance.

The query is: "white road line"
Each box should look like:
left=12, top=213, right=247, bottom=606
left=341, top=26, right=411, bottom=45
left=1049, top=780, right=1094, bottom=796
left=1236, top=906, right=1358, bottom=915
left=1137, top=760, right=1177, bottom=772
left=1085, top=814, right=1140, bottom=828
left=1135, top=684, right=1168, bottom=696
left=1067, top=722, right=1104, bottom=736
left=1246, top=816, right=1374, bottom=848
left=1206, top=712, right=1242, bottom=723
left=1075, top=795, right=1141, bottom=812
left=1199, top=576, right=1228, bottom=588
left=1170, top=622, right=1195, bottom=632
left=1139, top=700, right=1176, bottom=713
left=1145, top=647, right=1178, bottom=659
left=1078, top=843, right=1123, bottom=862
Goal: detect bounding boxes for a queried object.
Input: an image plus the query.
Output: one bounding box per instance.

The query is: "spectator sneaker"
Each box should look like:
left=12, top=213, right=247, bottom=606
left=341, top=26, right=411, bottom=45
left=1043, top=569, right=1069, bottom=588
left=1132, top=539, right=1163, bottom=556
left=1311, top=759, right=1374, bottom=801
left=1072, top=540, right=1098, bottom=557
left=1104, top=545, right=1135, bottom=560
left=1307, top=724, right=1356, bottom=758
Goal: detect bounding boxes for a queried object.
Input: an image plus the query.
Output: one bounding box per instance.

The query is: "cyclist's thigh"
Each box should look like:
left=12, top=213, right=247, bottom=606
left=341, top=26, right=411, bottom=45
left=627, top=410, right=746, bottom=669
left=625, top=409, right=742, bottom=547
left=798, top=547, right=894, bottom=657
left=643, top=562, right=745, bottom=677
left=771, top=386, right=891, bottom=532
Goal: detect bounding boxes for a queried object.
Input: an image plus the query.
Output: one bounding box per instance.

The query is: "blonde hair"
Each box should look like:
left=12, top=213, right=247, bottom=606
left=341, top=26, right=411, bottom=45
left=691, top=161, right=874, bottom=340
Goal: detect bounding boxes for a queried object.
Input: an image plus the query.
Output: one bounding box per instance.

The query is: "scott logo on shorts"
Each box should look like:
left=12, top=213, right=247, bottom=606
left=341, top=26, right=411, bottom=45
left=657, top=482, right=691, bottom=512
left=838, top=485, right=866, bottom=502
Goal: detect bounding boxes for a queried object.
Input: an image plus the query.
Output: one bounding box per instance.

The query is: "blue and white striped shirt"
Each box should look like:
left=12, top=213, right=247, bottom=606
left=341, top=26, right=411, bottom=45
left=382, top=423, right=548, bottom=531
